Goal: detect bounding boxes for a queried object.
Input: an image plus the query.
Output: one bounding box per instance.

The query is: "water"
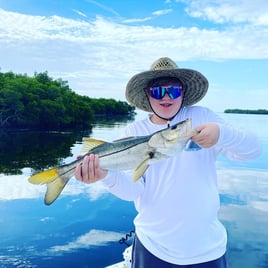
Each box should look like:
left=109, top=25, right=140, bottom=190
left=0, top=112, right=267, bottom=268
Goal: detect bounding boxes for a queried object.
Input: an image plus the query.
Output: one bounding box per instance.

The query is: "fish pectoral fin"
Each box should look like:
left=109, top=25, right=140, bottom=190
left=44, top=177, right=68, bottom=205
left=132, top=158, right=150, bottom=182
left=28, top=168, right=59, bottom=184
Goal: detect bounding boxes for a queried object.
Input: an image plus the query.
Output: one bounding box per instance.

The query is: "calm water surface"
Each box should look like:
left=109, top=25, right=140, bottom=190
left=0, top=112, right=267, bottom=268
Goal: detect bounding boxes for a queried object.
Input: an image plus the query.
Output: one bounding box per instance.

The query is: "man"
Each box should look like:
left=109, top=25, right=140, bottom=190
left=75, top=57, right=261, bottom=267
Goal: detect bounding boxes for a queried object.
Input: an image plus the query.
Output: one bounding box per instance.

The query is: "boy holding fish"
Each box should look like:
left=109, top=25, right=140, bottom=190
left=75, top=57, right=261, bottom=268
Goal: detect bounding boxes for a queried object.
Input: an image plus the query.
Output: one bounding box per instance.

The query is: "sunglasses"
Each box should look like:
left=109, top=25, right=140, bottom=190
left=148, top=85, right=183, bottom=100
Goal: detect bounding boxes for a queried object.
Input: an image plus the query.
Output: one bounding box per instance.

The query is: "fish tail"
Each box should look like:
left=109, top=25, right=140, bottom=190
left=28, top=168, right=59, bottom=184
left=44, top=175, right=69, bottom=205
left=28, top=164, right=75, bottom=205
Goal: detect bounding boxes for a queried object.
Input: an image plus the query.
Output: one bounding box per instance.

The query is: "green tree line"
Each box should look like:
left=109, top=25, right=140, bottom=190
left=224, top=109, right=268, bottom=115
left=0, top=71, right=135, bottom=129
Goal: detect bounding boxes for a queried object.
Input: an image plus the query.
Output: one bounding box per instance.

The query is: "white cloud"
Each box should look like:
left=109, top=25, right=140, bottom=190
left=122, top=9, right=172, bottom=24
left=0, top=5, right=268, bottom=109
left=1, top=8, right=267, bottom=65
left=182, top=0, right=268, bottom=25
left=152, top=9, right=173, bottom=16
left=72, top=9, right=87, bottom=18
left=217, top=169, right=268, bottom=211
left=0, top=168, right=109, bottom=202
left=0, top=168, right=44, bottom=201
left=122, top=17, right=152, bottom=23
left=49, top=229, right=123, bottom=253
left=86, top=0, right=120, bottom=17
left=199, top=86, right=268, bottom=112
left=250, top=201, right=268, bottom=212
left=1, top=166, right=267, bottom=207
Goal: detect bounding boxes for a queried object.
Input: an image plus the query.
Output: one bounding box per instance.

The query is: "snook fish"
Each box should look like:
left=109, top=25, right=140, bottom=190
left=29, top=118, right=197, bottom=205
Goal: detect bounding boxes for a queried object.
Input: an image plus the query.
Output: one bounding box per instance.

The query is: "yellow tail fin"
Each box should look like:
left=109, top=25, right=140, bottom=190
left=28, top=167, right=70, bottom=205
left=45, top=176, right=69, bottom=205
left=28, top=168, right=59, bottom=184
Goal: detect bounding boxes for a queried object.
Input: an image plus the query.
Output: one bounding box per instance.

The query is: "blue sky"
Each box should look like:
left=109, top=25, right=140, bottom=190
left=0, top=0, right=268, bottom=112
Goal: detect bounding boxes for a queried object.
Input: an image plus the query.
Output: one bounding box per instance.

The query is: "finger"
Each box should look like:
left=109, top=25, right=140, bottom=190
left=193, top=128, right=201, bottom=135
left=191, top=128, right=202, bottom=141
left=76, top=154, right=105, bottom=183
left=195, top=124, right=206, bottom=132
left=80, top=163, right=83, bottom=178
left=86, top=154, right=98, bottom=183
left=75, top=163, right=83, bottom=180
left=93, top=155, right=102, bottom=181
left=191, top=126, right=202, bottom=138
left=82, top=155, right=90, bottom=182
left=94, top=154, right=100, bottom=170
left=85, top=154, right=101, bottom=183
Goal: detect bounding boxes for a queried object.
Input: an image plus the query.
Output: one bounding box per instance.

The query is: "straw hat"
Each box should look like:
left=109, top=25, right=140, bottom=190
left=125, top=57, right=209, bottom=112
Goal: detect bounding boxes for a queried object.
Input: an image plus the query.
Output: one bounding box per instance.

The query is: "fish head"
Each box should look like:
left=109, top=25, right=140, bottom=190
left=148, top=118, right=195, bottom=155
left=162, top=118, right=193, bottom=141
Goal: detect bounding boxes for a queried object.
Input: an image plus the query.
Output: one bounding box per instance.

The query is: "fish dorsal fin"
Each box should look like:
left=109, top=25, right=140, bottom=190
left=81, top=138, right=106, bottom=153
left=132, top=157, right=150, bottom=182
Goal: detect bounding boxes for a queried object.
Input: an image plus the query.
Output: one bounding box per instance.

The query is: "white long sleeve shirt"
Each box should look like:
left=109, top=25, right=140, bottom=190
left=102, top=106, right=262, bottom=265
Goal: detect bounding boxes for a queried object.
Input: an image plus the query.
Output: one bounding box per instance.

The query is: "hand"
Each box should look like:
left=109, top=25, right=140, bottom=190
left=191, top=123, right=220, bottom=148
left=74, top=154, right=108, bottom=184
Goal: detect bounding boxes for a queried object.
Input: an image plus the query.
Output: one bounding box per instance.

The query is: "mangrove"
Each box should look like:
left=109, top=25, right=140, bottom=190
left=0, top=71, right=135, bottom=130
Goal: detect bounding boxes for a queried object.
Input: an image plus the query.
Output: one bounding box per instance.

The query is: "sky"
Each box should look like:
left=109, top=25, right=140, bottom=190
left=0, top=0, right=268, bottom=112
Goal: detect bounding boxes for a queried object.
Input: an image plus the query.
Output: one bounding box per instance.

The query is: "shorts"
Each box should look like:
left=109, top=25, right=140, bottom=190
left=131, top=236, right=228, bottom=268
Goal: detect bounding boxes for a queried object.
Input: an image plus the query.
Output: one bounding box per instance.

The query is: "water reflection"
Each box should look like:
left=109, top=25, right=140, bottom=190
left=93, top=113, right=135, bottom=126
left=0, top=130, right=89, bottom=175
left=0, top=114, right=135, bottom=175
left=218, top=169, right=268, bottom=268
left=0, top=113, right=267, bottom=267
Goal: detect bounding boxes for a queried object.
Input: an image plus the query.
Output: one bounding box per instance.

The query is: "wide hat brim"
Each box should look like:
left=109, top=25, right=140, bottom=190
left=126, top=67, right=209, bottom=112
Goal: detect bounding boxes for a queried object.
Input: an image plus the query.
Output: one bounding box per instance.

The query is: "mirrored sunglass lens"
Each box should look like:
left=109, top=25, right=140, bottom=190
left=151, top=87, right=162, bottom=99
left=150, top=86, right=182, bottom=99
left=167, top=86, right=181, bottom=99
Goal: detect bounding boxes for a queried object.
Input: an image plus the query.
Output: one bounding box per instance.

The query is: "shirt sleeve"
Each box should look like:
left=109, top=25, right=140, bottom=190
left=191, top=106, right=262, bottom=161
left=217, top=122, right=262, bottom=161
